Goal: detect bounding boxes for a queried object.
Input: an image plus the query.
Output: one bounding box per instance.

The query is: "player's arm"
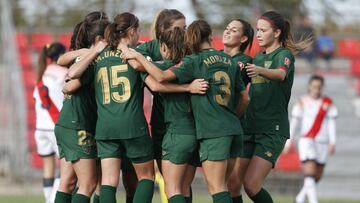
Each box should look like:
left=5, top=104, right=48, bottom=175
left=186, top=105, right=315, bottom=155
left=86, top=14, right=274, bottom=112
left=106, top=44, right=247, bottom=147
left=327, top=106, right=338, bottom=155
left=121, top=48, right=176, bottom=82
left=236, top=90, right=249, bottom=116
left=62, top=78, right=81, bottom=94
left=57, top=48, right=89, bottom=66
left=145, top=75, right=208, bottom=94
left=67, top=41, right=107, bottom=79
left=118, top=43, right=146, bottom=72
left=245, top=63, right=286, bottom=81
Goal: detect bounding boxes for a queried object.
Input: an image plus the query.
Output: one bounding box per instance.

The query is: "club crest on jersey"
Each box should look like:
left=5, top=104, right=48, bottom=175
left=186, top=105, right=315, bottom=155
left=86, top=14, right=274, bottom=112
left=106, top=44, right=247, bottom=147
left=264, top=61, right=272, bottom=69
left=238, top=61, right=245, bottom=70
left=322, top=103, right=329, bottom=110
left=284, top=57, right=290, bottom=66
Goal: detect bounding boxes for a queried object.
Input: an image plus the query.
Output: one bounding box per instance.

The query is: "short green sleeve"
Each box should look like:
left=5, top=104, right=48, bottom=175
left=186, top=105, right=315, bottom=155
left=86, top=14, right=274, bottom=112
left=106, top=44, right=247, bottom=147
left=276, top=51, right=294, bottom=78
left=170, top=56, right=196, bottom=84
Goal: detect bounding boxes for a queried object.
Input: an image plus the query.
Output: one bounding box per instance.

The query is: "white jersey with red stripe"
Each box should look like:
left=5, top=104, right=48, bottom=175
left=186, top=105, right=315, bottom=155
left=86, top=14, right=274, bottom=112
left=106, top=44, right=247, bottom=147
left=33, top=64, right=67, bottom=130
left=290, top=95, right=338, bottom=144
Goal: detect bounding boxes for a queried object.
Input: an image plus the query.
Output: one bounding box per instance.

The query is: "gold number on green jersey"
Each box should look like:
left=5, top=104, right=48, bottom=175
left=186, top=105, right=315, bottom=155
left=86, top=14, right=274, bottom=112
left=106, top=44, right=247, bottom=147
left=213, top=71, right=231, bottom=106
left=97, top=65, right=131, bottom=104
left=77, top=130, right=87, bottom=146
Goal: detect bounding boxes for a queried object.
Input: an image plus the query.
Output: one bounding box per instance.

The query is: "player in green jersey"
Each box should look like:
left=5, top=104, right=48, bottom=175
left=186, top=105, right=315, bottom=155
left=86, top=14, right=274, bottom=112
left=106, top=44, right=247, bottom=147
left=121, top=20, right=249, bottom=203
left=222, top=19, right=254, bottom=203
left=135, top=9, right=187, bottom=172
left=241, top=11, right=312, bottom=203
left=143, top=28, right=205, bottom=203
left=55, top=12, right=109, bottom=203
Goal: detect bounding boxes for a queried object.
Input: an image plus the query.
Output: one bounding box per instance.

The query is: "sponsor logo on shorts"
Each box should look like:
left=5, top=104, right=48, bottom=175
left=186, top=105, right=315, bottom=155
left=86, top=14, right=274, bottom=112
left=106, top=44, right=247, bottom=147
left=162, top=150, right=167, bottom=156
left=265, top=151, right=273, bottom=157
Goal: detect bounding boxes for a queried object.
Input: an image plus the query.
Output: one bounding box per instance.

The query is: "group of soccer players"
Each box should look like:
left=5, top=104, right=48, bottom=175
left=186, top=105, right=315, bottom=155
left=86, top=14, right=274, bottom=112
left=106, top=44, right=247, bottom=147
left=33, top=8, right=323, bottom=203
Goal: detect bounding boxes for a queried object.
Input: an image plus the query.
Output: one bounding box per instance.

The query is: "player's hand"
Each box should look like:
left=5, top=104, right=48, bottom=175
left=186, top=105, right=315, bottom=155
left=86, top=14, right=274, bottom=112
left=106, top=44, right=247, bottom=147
left=245, top=63, right=262, bottom=78
left=120, top=48, right=140, bottom=60
left=189, top=79, right=208, bottom=94
left=93, top=41, right=107, bottom=54
left=328, top=144, right=336, bottom=155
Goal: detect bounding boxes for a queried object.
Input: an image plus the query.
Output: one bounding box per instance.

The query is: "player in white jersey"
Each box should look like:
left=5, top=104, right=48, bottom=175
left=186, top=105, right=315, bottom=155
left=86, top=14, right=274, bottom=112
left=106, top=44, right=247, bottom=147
left=33, top=42, right=67, bottom=203
left=283, top=75, right=337, bottom=203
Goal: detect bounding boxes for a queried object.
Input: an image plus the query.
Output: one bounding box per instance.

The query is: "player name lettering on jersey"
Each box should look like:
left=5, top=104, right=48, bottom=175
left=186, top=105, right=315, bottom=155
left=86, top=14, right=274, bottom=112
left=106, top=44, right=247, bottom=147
left=203, top=54, right=232, bottom=66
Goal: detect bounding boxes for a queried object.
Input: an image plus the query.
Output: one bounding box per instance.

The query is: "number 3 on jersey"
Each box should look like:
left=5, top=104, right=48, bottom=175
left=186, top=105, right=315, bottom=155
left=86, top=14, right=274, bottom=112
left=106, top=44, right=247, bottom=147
left=97, top=64, right=131, bottom=104
left=213, top=71, right=231, bottom=106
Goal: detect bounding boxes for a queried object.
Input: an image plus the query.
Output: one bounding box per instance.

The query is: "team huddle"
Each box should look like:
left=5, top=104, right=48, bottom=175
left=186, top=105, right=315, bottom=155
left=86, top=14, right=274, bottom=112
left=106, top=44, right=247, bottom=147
left=33, top=8, right=336, bottom=203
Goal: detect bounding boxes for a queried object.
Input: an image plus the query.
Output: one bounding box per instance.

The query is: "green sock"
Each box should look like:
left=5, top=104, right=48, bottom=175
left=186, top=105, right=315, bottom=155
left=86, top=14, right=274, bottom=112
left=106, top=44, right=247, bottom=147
left=250, top=188, right=273, bottom=203
left=92, top=193, right=99, bottom=203
left=133, top=179, right=154, bottom=203
left=185, top=186, right=193, bottom=203
left=126, top=196, right=134, bottom=203
left=99, top=185, right=117, bottom=203
left=71, top=193, right=90, bottom=203
left=54, top=191, right=72, bottom=203
left=169, top=194, right=186, bottom=203
left=232, top=195, right=243, bottom=203
left=211, top=191, right=232, bottom=203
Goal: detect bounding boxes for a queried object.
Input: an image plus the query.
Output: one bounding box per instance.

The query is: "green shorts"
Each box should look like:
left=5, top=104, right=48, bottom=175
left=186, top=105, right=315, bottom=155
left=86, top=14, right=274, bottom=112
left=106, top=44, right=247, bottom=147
left=243, top=133, right=287, bottom=167
left=54, top=125, right=97, bottom=162
left=199, top=135, right=234, bottom=162
left=97, top=135, right=154, bottom=164
left=152, top=128, right=165, bottom=160
left=230, top=134, right=244, bottom=158
left=162, top=132, right=197, bottom=164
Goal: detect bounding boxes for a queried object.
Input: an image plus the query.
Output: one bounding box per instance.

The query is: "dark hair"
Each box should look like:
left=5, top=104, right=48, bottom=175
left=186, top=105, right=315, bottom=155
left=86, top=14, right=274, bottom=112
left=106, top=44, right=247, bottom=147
left=154, top=9, right=185, bottom=39
left=309, top=75, right=324, bottom=85
left=185, top=20, right=212, bottom=54
left=233, top=19, right=254, bottom=53
left=76, top=11, right=109, bottom=49
left=37, top=42, right=66, bottom=82
left=260, top=11, right=312, bottom=53
left=105, top=12, right=139, bottom=50
left=159, top=27, right=185, bottom=64
left=70, top=22, right=82, bottom=50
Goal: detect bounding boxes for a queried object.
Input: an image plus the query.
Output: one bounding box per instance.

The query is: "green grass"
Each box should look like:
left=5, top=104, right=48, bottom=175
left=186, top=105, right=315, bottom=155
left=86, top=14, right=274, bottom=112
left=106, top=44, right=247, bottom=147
left=0, top=194, right=358, bottom=203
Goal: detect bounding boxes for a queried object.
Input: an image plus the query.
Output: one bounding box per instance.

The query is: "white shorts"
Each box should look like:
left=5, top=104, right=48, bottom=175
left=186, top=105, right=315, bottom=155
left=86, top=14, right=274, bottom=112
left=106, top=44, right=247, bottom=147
left=298, top=138, right=329, bottom=165
left=35, top=129, right=59, bottom=157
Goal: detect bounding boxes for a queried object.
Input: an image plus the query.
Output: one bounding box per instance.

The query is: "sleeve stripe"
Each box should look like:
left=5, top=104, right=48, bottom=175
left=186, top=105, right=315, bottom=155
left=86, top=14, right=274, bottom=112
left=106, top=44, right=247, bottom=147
left=278, top=66, right=288, bottom=72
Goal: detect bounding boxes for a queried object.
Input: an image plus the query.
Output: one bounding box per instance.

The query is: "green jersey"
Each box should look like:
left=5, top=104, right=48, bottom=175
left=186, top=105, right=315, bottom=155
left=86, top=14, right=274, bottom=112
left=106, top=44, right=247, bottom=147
left=245, top=47, right=295, bottom=138
left=88, top=47, right=149, bottom=140
left=136, top=39, right=162, bottom=62
left=157, top=60, right=196, bottom=135
left=172, top=49, right=244, bottom=139
left=231, top=52, right=252, bottom=86
left=56, top=69, right=97, bottom=133
left=136, top=39, right=165, bottom=134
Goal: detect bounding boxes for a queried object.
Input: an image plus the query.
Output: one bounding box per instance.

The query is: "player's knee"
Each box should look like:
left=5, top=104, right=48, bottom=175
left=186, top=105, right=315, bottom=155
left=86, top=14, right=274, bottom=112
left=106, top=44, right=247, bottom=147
left=227, top=178, right=241, bottom=194
left=243, top=179, right=259, bottom=197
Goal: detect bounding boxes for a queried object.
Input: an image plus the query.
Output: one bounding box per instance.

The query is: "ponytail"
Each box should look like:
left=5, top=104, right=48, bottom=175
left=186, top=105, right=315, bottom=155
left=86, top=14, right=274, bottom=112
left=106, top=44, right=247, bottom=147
left=159, top=27, right=185, bottom=64
left=185, top=20, right=212, bottom=54
left=75, top=21, right=89, bottom=49
left=37, top=44, right=49, bottom=82
left=104, top=23, right=121, bottom=50
left=70, top=22, right=82, bottom=50
left=234, top=19, right=254, bottom=53
left=37, top=43, right=66, bottom=82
